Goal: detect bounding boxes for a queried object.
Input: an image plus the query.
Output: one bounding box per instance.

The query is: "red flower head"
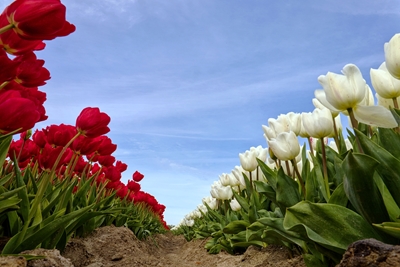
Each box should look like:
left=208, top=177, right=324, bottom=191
left=13, top=51, right=50, bottom=87
left=38, top=143, right=69, bottom=171
left=8, top=138, right=38, bottom=162
left=115, top=183, right=128, bottom=199
left=95, top=136, right=117, bottom=155
left=0, top=90, right=40, bottom=134
left=104, top=166, right=121, bottom=182
left=116, top=161, right=128, bottom=173
left=32, top=129, right=47, bottom=148
left=76, top=107, right=111, bottom=138
left=71, top=135, right=102, bottom=156
left=127, top=180, right=141, bottom=193
left=4, top=0, right=76, bottom=40
left=0, top=49, right=18, bottom=84
left=97, top=155, right=115, bottom=167
left=132, top=171, right=144, bottom=182
left=46, top=124, right=77, bottom=147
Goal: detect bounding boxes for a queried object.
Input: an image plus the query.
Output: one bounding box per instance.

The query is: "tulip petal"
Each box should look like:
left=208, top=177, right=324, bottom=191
left=354, top=105, right=398, bottom=128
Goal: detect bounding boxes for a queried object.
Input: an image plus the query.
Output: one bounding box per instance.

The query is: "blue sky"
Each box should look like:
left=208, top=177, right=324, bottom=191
left=2, top=0, right=400, bottom=225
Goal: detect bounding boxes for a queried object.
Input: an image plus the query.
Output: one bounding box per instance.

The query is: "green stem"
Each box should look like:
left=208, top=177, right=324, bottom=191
left=285, top=161, right=292, bottom=177
left=332, top=115, right=340, bottom=151
left=291, top=158, right=305, bottom=197
left=347, top=108, right=364, bottom=153
left=320, top=138, right=330, bottom=200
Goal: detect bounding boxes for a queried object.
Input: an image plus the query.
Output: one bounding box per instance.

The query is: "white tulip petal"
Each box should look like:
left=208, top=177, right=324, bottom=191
left=353, top=105, right=398, bottom=128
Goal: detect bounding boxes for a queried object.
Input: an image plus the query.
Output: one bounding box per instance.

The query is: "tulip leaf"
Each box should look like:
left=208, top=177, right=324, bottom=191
left=328, top=183, right=348, bottom=207
left=223, top=220, right=250, bottom=234
left=373, top=222, right=400, bottom=239
left=0, top=197, right=21, bottom=213
left=13, top=162, right=29, bottom=224
left=283, top=201, right=381, bottom=254
left=354, top=129, right=400, bottom=207
left=377, top=128, right=400, bottom=158
left=276, top=168, right=301, bottom=213
left=389, top=107, right=400, bottom=125
left=342, top=152, right=390, bottom=224
left=2, top=205, right=93, bottom=254
left=0, top=135, right=11, bottom=172
left=374, top=174, right=400, bottom=222
left=257, top=159, right=277, bottom=190
left=258, top=216, right=307, bottom=251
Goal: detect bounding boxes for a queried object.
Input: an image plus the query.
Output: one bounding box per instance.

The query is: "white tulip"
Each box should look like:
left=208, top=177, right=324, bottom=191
left=210, top=181, right=233, bottom=200
left=384, top=33, right=400, bottom=79
left=230, top=198, right=241, bottom=211
left=371, top=62, right=400, bottom=100
left=301, top=109, right=334, bottom=139
left=202, top=196, right=218, bottom=210
left=268, top=131, right=300, bottom=161
left=318, top=64, right=397, bottom=128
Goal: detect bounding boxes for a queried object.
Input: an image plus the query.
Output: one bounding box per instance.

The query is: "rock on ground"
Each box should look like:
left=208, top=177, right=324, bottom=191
left=337, top=238, right=400, bottom=267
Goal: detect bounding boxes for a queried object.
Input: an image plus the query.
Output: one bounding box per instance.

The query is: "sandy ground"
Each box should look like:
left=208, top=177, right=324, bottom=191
left=61, top=225, right=306, bottom=267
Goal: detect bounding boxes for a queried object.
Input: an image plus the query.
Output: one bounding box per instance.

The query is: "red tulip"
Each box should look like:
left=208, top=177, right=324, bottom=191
left=4, top=0, right=76, bottom=40
left=95, top=136, right=117, bottom=155
left=32, top=129, right=47, bottom=148
left=0, top=92, right=40, bottom=134
left=127, top=180, right=141, bottom=193
left=97, top=155, right=115, bottom=167
left=71, top=135, right=102, bottom=156
left=132, top=171, right=144, bottom=182
left=76, top=107, right=111, bottom=138
left=38, top=144, right=68, bottom=171
left=13, top=51, right=50, bottom=87
left=46, top=124, right=76, bottom=147
left=0, top=49, right=18, bottom=84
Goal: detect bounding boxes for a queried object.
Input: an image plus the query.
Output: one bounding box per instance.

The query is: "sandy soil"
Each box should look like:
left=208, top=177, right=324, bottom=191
left=61, top=225, right=306, bottom=267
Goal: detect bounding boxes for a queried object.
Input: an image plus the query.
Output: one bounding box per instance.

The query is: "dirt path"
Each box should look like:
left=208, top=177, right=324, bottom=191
left=61, top=225, right=306, bottom=267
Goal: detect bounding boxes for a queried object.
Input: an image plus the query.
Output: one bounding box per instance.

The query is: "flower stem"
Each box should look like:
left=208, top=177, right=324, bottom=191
left=291, top=158, right=305, bottom=197
left=308, top=137, right=314, bottom=156
left=347, top=108, right=364, bottom=153
left=332, top=115, right=340, bottom=151
left=393, top=97, right=399, bottom=109
left=285, top=161, right=291, bottom=177
left=320, top=137, right=330, bottom=200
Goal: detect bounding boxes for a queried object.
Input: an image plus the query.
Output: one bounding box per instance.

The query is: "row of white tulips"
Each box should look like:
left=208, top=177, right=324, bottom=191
left=174, top=33, right=400, bottom=229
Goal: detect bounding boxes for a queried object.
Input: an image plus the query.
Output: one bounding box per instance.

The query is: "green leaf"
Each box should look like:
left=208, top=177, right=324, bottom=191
left=257, top=158, right=277, bottom=190
left=2, top=205, right=93, bottom=254
left=354, top=129, right=400, bottom=207
left=328, top=183, right=348, bottom=207
left=378, top=128, right=400, bottom=158
left=276, top=168, right=301, bottom=213
left=0, top=136, right=11, bottom=173
left=342, top=152, right=390, bottom=224
left=0, top=197, right=21, bottom=213
left=284, top=201, right=381, bottom=254
left=223, top=220, right=250, bottom=234
left=373, top=222, right=400, bottom=239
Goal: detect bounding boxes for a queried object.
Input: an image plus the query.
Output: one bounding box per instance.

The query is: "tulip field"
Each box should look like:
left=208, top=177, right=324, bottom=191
left=172, top=34, right=400, bottom=267
left=0, top=0, right=168, bottom=257
left=1, top=1, right=400, bottom=267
